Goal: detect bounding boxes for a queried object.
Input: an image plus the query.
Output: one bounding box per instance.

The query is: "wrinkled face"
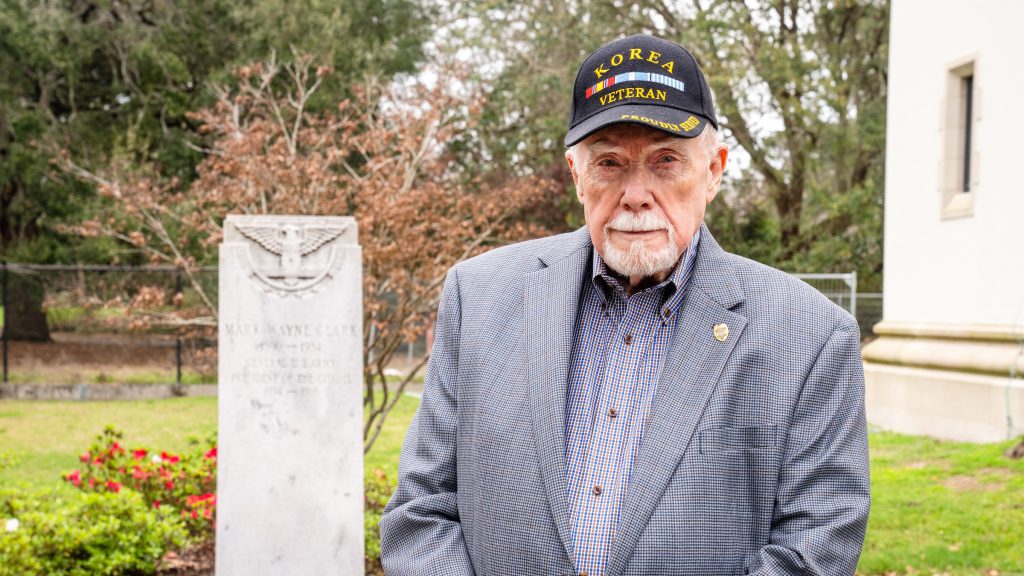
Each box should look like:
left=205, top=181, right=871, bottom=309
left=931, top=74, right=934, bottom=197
left=567, top=123, right=726, bottom=280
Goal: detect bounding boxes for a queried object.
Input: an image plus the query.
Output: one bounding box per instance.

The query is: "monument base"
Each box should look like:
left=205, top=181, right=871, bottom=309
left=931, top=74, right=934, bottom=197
left=863, top=321, right=1024, bottom=443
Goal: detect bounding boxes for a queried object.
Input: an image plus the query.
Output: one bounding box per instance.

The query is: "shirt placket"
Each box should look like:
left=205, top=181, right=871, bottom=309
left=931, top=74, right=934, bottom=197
left=574, top=294, right=645, bottom=575
left=616, top=291, right=663, bottom=513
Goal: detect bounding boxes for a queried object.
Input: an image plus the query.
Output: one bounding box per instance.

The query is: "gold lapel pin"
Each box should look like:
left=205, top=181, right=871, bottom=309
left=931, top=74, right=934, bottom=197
left=713, top=323, right=729, bottom=342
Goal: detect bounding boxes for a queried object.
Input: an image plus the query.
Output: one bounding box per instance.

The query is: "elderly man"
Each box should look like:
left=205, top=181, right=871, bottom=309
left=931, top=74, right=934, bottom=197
left=379, top=34, right=870, bottom=576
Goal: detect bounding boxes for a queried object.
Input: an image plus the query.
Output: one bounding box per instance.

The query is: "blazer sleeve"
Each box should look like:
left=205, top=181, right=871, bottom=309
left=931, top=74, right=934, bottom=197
left=751, top=316, right=871, bottom=575
left=378, top=267, right=475, bottom=576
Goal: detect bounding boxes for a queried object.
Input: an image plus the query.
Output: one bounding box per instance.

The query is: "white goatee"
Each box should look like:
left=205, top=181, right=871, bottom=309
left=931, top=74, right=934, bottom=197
left=601, top=211, right=680, bottom=278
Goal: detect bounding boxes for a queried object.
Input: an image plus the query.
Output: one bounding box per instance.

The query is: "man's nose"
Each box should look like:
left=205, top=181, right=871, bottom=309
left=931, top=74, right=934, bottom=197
left=620, top=167, right=654, bottom=211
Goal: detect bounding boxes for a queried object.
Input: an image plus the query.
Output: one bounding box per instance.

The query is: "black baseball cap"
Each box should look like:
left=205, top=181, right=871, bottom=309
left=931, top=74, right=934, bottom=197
left=564, top=34, right=718, bottom=146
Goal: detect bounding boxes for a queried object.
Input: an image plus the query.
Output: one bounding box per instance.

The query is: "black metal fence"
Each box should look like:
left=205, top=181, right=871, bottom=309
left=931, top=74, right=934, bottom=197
left=0, top=262, right=885, bottom=391
left=1, top=262, right=218, bottom=388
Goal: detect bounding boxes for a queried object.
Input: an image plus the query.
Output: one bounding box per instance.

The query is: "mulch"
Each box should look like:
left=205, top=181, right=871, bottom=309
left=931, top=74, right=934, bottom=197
left=158, top=538, right=214, bottom=576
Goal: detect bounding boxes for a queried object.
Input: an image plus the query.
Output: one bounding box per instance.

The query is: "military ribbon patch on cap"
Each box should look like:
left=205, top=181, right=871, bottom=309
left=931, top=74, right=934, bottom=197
left=585, top=72, right=685, bottom=99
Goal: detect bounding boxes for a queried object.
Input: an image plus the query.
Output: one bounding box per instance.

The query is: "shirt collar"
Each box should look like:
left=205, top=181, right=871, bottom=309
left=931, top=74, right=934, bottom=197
left=590, top=228, right=701, bottom=317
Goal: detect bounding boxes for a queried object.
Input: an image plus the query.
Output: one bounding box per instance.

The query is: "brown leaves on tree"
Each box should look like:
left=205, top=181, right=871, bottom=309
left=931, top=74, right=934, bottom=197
left=62, top=52, right=557, bottom=451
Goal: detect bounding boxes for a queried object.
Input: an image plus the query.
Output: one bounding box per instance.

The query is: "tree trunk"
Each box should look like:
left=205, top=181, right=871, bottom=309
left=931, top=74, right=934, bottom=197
left=3, top=271, right=51, bottom=342
left=773, top=182, right=804, bottom=261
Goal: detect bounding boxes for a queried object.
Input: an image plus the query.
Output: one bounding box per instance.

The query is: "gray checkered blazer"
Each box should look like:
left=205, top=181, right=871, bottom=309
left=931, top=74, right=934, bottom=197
left=379, top=225, right=870, bottom=576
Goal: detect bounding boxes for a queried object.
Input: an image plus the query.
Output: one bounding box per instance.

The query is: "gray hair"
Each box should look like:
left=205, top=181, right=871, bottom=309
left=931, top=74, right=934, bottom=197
left=566, top=124, right=724, bottom=165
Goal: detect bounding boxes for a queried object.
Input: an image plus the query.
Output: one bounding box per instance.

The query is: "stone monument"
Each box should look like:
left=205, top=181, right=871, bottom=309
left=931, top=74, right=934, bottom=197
left=217, top=215, right=363, bottom=575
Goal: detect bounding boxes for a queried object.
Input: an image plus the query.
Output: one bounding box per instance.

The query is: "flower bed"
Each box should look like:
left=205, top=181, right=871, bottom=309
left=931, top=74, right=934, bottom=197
left=64, top=427, right=218, bottom=535
left=2, top=425, right=394, bottom=575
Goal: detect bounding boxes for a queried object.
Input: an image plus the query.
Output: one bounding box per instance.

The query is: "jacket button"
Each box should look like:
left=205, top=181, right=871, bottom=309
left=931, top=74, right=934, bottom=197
left=623, top=333, right=633, bottom=345
left=592, top=485, right=602, bottom=496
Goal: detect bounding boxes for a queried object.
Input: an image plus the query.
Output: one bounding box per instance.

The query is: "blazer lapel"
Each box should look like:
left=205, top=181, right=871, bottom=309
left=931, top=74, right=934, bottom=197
left=525, top=227, right=592, bottom=562
left=604, top=226, right=748, bottom=576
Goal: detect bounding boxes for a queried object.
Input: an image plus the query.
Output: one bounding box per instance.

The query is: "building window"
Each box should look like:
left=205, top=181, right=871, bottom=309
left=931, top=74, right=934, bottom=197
left=961, top=74, right=974, bottom=194
left=940, top=58, right=978, bottom=219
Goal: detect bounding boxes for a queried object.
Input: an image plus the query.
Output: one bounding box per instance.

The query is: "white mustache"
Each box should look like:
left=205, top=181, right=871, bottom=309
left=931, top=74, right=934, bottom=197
left=605, top=212, right=669, bottom=233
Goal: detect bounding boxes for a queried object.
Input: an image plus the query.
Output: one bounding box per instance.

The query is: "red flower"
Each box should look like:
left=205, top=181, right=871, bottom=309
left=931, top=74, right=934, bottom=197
left=165, top=480, right=175, bottom=491
left=109, top=442, right=125, bottom=456
left=106, top=480, right=122, bottom=493
left=66, top=469, right=82, bottom=487
left=160, top=451, right=180, bottom=464
left=204, top=447, right=218, bottom=460
left=80, top=452, right=91, bottom=463
left=153, top=500, right=161, bottom=509
left=132, top=449, right=148, bottom=461
left=132, top=466, right=148, bottom=480
left=88, top=478, right=96, bottom=488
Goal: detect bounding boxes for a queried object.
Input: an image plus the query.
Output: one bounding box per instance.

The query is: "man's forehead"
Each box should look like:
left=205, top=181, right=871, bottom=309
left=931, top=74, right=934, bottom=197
left=585, top=124, right=691, bottom=150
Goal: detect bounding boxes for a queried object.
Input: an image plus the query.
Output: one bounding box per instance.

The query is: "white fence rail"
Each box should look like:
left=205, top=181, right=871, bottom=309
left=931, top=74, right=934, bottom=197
left=792, top=272, right=858, bottom=317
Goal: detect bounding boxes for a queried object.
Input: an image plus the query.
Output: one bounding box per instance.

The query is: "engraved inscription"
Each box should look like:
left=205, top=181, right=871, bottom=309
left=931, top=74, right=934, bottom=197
left=222, top=322, right=359, bottom=393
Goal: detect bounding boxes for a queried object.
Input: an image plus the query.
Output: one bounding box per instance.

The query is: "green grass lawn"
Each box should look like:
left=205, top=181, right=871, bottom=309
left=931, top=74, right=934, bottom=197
left=364, top=394, right=420, bottom=480
left=1, top=397, right=1022, bottom=575
left=0, top=395, right=418, bottom=486
left=0, top=397, right=218, bottom=486
left=859, top=431, right=1024, bottom=575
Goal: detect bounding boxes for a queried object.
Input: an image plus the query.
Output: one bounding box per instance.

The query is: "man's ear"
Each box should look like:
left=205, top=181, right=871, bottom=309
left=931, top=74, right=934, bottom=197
left=566, top=149, right=585, bottom=204
left=706, top=145, right=728, bottom=203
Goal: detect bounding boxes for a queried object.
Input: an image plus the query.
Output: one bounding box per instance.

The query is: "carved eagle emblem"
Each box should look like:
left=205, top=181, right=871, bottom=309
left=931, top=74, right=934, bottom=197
left=235, top=222, right=349, bottom=277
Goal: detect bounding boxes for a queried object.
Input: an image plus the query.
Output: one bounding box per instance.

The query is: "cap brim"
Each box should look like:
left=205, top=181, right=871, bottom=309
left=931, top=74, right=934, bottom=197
left=564, top=103, right=709, bottom=147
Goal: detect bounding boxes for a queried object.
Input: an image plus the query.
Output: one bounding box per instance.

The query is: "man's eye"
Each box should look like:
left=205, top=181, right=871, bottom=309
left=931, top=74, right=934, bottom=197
left=598, top=159, right=620, bottom=167
left=658, top=155, right=676, bottom=163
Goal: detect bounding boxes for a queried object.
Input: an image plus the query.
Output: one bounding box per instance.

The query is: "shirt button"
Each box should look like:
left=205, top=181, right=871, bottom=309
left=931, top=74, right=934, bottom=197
left=592, top=485, right=603, bottom=496
left=623, top=333, right=633, bottom=345
left=662, top=307, right=671, bottom=317
left=608, top=407, right=618, bottom=418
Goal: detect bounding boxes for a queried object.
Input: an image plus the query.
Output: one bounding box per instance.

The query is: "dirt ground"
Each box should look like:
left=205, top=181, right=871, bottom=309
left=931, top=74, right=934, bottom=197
left=1, top=332, right=422, bottom=386
left=159, top=538, right=214, bottom=576
left=3, top=332, right=211, bottom=384
left=9, top=332, right=178, bottom=367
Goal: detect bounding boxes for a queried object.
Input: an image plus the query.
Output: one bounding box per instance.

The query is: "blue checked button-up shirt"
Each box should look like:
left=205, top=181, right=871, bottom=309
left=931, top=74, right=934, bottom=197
left=565, top=229, right=700, bottom=576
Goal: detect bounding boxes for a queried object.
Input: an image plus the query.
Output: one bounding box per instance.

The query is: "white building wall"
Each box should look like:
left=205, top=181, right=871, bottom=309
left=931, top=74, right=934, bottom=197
left=884, top=0, right=1024, bottom=328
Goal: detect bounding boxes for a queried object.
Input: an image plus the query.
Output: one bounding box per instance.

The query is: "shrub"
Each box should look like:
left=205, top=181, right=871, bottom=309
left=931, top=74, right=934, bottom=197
left=0, top=486, right=189, bottom=576
left=364, top=468, right=394, bottom=576
left=48, top=427, right=398, bottom=573
left=64, top=426, right=217, bottom=535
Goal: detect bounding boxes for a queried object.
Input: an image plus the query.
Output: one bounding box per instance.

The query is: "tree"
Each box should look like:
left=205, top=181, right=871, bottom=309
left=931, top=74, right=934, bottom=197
left=444, top=0, right=889, bottom=289
left=63, top=54, right=556, bottom=451
left=0, top=0, right=432, bottom=262
left=231, top=0, right=433, bottom=103
left=0, top=0, right=241, bottom=260
left=663, top=0, right=888, bottom=286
